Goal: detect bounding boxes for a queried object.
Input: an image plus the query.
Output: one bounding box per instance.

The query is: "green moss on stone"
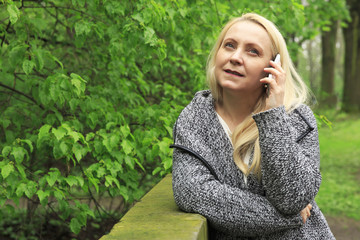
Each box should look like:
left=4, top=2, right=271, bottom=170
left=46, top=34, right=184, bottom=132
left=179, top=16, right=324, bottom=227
left=100, top=174, right=208, bottom=240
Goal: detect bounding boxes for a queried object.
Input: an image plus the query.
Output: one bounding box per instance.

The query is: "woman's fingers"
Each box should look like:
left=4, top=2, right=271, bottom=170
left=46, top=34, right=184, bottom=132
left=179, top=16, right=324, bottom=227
left=300, top=204, right=313, bottom=224
left=300, top=209, right=307, bottom=224
left=260, top=59, right=286, bottom=110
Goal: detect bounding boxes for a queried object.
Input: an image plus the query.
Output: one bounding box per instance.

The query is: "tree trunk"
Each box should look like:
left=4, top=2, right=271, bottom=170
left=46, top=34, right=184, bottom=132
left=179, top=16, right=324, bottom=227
left=356, top=15, right=360, bottom=109
left=321, top=21, right=338, bottom=107
left=342, top=1, right=360, bottom=112
left=307, top=39, right=315, bottom=91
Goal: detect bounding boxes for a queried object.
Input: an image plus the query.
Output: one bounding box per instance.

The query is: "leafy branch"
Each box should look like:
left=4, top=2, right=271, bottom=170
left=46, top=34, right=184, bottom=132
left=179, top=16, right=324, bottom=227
left=0, top=82, right=44, bottom=109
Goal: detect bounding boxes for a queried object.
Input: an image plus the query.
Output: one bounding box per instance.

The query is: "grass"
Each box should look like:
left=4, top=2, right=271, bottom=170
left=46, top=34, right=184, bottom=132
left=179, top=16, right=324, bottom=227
left=315, top=112, right=360, bottom=220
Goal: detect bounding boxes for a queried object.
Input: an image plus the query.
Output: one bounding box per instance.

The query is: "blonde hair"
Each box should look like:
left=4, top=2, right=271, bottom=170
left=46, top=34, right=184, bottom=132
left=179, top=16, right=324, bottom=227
left=206, top=13, right=310, bottom=179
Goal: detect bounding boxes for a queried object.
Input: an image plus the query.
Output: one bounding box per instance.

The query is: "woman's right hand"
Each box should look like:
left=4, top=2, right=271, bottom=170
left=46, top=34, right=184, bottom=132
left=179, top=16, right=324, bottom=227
left=300, top=204, right=312, bottom=224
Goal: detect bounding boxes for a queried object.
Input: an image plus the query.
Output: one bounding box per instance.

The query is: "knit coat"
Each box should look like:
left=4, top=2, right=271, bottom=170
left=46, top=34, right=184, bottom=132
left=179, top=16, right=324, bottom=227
left=171, top=90, right=334, bottom=239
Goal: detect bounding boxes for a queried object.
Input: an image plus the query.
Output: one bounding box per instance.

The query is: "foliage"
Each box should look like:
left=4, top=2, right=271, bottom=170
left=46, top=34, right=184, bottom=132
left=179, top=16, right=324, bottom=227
left=316, top=113, right=360, bottom=220
left=0, top=0, right=349, bottom=238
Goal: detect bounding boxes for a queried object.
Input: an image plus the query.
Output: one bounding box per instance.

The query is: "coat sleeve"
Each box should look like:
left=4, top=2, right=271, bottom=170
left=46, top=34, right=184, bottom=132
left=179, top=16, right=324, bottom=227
left=252, top=105, right=321, bottom=215
left=172, top=147, right=303, bottom=237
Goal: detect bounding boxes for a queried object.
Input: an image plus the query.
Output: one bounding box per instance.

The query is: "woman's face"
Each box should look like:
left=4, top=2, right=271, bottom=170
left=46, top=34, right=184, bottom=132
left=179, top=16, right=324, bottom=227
left=215, top=20, right=273, bottom=96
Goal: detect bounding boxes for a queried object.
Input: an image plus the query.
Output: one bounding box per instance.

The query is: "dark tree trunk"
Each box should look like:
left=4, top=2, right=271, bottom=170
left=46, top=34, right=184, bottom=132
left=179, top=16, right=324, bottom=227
left=342, top=0, right=360, bottom=112
left=321, top=21, right=338, bottom=107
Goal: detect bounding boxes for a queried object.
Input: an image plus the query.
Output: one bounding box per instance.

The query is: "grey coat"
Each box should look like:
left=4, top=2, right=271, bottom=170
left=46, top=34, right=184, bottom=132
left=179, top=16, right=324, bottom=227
left=171, top=90, right=334, bottom=239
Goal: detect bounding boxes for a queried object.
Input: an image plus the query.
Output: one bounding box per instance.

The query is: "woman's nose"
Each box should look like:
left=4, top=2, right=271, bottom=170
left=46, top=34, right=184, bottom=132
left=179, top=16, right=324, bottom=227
left=230, top=50, right=244, bottom=65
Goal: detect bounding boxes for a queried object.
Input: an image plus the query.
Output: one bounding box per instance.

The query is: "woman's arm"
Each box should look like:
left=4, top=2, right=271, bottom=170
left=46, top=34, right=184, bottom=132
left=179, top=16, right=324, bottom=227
left=172, top=148, right=303, bottom=237
left=253, top=105, right=321, bottom=215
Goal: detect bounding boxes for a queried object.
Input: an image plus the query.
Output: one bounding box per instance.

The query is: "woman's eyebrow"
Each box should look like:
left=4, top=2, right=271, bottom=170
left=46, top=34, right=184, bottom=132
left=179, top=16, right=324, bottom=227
left=247, top=42, right=264, bottom=51
left=223, top=37, right=264, bottom=50
left=223, top=37, right=237, bottom=43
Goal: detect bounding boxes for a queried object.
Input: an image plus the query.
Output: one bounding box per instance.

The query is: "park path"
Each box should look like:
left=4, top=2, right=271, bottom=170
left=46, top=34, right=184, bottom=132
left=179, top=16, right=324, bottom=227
left=327, top=215, right=360, bottom=240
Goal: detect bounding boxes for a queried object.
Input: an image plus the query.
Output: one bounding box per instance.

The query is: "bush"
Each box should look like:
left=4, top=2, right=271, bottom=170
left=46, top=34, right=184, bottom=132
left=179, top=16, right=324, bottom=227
left=0, top=0, right=348, bottom=238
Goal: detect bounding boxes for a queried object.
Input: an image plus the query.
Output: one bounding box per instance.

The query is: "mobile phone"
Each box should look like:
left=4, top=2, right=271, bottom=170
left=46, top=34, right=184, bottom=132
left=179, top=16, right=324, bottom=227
left=265, top=54, right=280, bottom=96
left=268, top=54, right=280, bottom=79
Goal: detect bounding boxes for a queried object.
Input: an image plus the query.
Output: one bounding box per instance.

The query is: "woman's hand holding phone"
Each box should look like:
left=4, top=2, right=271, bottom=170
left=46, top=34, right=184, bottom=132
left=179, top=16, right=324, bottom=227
left=261, top=54, right=286, bottom=110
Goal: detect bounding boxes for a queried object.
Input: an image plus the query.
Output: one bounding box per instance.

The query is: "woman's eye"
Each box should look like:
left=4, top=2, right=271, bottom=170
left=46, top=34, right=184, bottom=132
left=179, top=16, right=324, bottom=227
left=249, top=49, right=259, bottom=55
left=224, top=42, right=234, bottom=48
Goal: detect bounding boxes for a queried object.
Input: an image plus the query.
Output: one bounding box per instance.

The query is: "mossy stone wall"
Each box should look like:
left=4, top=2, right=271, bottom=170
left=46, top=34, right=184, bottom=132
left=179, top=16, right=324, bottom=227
left=100, top=174, right=208, bottom=240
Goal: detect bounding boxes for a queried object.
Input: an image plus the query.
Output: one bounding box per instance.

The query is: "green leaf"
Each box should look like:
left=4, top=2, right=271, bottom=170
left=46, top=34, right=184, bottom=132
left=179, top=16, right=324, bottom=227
left=50, top=54, right=63, bottom=69
left=86, top=132, right=95, bottom=141
left=0, top=198, right=6, bottom=207
left=120, top=125, right=130, bottom=138
left=20, top=139, right=33, bottom=153
left=11, top=147, right=27, bottom=164
left=152, top=166, right=162, bottom=175
left=105, top=175, right=121, bottom=189
left=131, top=13, right=144, bottom=24
left=38, top=124, right=52, bottom=140
left=158, top=138, right=171, bottom=155
left=53, top=108, right=64, bottom=122
left=69, top=98, right=79, bottom=111
left=25, top=181, right=37, bottom=198
left=34, top=49, right=45, bottom=71
left=76, top=201, right=95, bottom=219
left=16, top=164, right=26, bottom=179
left=96, top=167, right=106, bottom=178
left=37, top=189, right=50, bottom=206
left=2, top=119, right=11, bottom=129
left=110, top=134, right=120, bottom=149
left=54, top=188, right=65, bottom=200
left=52, top=127, right=67, bottom=140
left=65, top=175, right=78, bottom=187
left=2, top=146, right=12, bottom=157
left=121, top=140, right=133, bottom=155
left=58, top=200, right=71, bottom=220
left=68, top=131, right=81, bottom=143
left=71, top=78, right=84, bottom=96
left=16, top=183, right=27, bottom=197
left=72, top=0, right=85, bottom=7
left=53, top=142, right=64, bottom=159
left=22, top=60, right=36, bottom=75
left=1, top=163, right=14, bottom=179
left=119, top=187, right=129, bottom=202
left=165, top=125, right=173, bottom=137
left=105, top=122, right=116, bottom=130
left=9, top=45, right=27, bottom=66
left=163, top=158, right=172, bottom=171
left=46, top=169, right=60, bottom=187
left=7, top=3, right=20, bottom=24
left=60, top=141, right=69, bottom=155
left=88, top=177, right=99, bottom=193
left=102, top=137, right=111, bottom=152
left=133, top=158, right=145, bottom=172
left=72, top=143, right=84, bottom=162
left=75, top=20, right=92, bottom=36
left=144, top=27, right=157, bottom=46
left=76, top=176, right=84, bottom=187
left=124, top=156, right=134, bottom=169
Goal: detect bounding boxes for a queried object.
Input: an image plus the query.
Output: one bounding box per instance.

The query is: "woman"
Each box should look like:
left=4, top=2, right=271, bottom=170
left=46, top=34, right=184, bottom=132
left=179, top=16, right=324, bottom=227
left=171, top=13, right=334, bottom=239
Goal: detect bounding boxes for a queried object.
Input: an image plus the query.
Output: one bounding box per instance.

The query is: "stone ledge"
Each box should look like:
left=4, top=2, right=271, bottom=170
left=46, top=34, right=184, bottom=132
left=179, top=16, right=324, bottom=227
left=100, top=174, right=208, bottom=240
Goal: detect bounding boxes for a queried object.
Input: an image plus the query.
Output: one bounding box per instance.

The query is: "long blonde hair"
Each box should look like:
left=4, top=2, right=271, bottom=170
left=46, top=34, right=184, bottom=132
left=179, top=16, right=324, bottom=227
left=206, top=13, right=310, bottom=179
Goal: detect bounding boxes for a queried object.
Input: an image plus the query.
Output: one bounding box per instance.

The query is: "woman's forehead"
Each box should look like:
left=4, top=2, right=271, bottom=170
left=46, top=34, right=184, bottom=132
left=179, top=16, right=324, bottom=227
left=224, top=21, right=270, bottom=44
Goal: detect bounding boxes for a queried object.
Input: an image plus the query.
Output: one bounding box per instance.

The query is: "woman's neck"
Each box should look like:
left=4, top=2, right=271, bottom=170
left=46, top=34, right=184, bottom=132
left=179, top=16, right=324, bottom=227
left=215, top=90, right=261, bottom=132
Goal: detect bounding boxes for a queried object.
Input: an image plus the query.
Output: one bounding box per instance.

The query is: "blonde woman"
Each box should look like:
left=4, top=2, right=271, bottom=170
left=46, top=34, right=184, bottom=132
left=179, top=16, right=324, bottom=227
left=171, top=13, right=334, bottom=239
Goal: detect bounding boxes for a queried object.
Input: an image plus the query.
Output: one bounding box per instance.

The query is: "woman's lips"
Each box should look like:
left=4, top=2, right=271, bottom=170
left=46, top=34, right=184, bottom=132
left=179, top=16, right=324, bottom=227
left=224, top=69, right=244, bottom=77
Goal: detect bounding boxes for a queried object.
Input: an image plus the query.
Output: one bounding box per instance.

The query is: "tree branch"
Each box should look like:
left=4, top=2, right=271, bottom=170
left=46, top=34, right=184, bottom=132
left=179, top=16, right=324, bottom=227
left=212, top=0, right=221, bottom=26
left=1, top=20, right=11, bottom=47
left=22, top=4, right=101, bottom=22
left=0, top=82, right=44, bottom=109
left=78, top=162, right=116, bottom=220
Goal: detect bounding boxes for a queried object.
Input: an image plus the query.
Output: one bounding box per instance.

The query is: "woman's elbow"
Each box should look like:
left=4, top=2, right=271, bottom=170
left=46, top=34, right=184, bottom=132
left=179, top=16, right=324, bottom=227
left=270, top=188, right=318, bottom=215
